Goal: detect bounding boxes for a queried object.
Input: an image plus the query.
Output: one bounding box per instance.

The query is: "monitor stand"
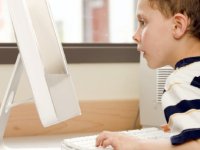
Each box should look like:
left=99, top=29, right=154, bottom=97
left=0, top=54, right=24, bottom=145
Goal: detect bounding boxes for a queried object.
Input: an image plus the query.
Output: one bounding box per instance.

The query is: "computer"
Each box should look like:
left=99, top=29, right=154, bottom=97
left=0, top=0, right=81, bottom=147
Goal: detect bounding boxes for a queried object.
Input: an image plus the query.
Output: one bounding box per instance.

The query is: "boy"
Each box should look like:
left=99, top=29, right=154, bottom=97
left=96, top=0, right=200, bottom=149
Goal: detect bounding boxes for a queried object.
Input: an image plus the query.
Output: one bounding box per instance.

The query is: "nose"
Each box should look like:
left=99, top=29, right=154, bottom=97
left=132, top=30, right=141, bottom=43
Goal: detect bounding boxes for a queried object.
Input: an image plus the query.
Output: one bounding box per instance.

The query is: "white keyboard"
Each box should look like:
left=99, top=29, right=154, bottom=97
left=61, top=127, right=171, bottom=150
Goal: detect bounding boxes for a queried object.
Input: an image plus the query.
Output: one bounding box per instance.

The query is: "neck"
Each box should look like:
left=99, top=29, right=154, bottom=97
left=171, top=37, right=200, bottom=68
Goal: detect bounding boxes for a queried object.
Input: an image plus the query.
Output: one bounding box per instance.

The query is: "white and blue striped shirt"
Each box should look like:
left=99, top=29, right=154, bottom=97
left=162, top=57, right=200, bottom=145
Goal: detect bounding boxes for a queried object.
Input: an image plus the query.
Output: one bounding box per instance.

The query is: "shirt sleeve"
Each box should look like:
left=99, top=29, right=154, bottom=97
left=161, top=68, right=200, bottom=145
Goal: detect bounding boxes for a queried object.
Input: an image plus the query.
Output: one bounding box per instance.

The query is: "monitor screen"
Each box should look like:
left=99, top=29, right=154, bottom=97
left=6, top=0, right=81, bottom=127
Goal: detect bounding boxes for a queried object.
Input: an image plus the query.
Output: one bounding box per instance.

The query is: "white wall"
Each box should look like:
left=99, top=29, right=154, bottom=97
left=0, top=63, right=139, bottom=103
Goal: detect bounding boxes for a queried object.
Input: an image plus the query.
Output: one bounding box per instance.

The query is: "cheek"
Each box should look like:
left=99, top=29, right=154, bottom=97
left=140, top=27, right=167, bottom=68
left=141, top=27, right=159, bottom=51
left=141, top=23, right=171, bottom=52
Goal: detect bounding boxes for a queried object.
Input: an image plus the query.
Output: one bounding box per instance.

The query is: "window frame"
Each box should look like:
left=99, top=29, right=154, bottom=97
left=0, top=43, right=139, bottom=64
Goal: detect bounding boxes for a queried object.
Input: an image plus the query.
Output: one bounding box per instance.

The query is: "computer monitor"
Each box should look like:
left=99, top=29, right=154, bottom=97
left=0, top=0, right=81, bottom=143
left=139, top=55, right=174, bottom=127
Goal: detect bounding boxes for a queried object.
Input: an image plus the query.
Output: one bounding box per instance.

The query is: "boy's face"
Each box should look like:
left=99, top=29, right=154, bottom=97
left=133, top=0, right=175, bottom=68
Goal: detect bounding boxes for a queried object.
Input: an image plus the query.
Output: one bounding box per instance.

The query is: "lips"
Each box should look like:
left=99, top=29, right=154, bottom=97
left=138, top=49, right=145, bottom=58
left=137, top=48, right=144, bottom=53
left=137, top=45, right=143, bottom=52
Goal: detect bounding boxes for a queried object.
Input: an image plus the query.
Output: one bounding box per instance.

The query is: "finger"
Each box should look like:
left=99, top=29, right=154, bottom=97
left=96, top=131, right=110, bottom=147
left=102, top=138, right=113, bottom=148
left=160, top=124, right=170, bottom=132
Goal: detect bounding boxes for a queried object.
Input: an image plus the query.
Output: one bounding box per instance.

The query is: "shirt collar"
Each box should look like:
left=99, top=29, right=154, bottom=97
left=175, top=56, right=200, bottom=69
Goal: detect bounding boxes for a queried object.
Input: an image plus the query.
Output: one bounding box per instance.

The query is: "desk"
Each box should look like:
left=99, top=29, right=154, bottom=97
left=2, top=100, right=139, bottom=149
left=3, top=132, right=97, bottom=150
left=3, top=135, right=65, bottom=150
left=3, top=134, right=83, bottom=150
left=6, top=100, right=139, bottom=137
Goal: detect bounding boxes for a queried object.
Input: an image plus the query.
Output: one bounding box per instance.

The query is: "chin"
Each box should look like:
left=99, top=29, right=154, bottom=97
left=147, top=62, right=163, bottom=69
left=147, top=64, right=158, bottom=69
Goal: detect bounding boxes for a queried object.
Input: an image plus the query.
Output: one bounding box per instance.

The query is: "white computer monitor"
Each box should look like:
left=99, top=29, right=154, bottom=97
left=0, top=0, right=81, bottom=143
left=139, top=55, right=173, bottom=127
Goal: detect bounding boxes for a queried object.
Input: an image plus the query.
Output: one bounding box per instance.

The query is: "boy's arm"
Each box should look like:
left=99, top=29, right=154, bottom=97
left=140, top=139, right=200, bottom=150
left=96, top=131, right=200, bottom=150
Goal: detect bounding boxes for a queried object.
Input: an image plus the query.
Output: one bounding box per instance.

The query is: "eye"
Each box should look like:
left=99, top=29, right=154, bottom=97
left=139, top=20, right=145, bottom=26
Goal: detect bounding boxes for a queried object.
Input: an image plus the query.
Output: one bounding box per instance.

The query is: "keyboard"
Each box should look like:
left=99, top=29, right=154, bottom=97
left=61, top=127, right=171, bottom=150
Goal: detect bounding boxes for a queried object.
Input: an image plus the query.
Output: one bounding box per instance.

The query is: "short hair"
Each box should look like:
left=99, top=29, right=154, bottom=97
left=148, top=0, right=200, bottom=40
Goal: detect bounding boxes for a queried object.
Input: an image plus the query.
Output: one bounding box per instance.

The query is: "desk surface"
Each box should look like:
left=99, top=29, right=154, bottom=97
left=3, top=133, right=94, bottom=150
left=3, top=135, right=66, bottom=150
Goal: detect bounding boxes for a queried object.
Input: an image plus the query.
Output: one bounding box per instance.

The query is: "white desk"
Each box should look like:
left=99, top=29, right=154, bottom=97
left=2, top=135, right=66, bottom=150
left=2, top=133, right=96, bottom=150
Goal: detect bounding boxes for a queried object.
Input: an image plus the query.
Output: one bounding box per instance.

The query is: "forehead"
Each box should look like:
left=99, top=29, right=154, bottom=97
left=136, top=0, right=161, bottom=18
left=137, top=0, right=152, bottom=9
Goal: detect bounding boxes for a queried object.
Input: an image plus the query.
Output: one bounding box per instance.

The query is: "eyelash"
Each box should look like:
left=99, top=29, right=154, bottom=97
left=139, top=20, right=145, bottom=26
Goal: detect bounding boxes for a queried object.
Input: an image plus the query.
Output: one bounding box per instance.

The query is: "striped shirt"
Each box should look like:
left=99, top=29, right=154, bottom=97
left=161, top=56, right=200, bottom=145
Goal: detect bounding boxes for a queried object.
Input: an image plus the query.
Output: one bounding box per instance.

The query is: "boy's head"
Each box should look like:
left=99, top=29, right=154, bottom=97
left=148, top=0, right=200, bottom=40
left=134, top=0, right=200, bottom=69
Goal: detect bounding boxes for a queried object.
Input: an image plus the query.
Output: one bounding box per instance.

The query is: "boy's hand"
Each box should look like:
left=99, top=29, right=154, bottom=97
left=96, top=131, right=140, bottom=150
left=160, top=124, right=170, bottom=132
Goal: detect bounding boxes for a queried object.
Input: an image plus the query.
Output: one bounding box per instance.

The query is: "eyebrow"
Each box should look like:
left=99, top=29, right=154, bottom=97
left=137, top=14, right=145, bottom=19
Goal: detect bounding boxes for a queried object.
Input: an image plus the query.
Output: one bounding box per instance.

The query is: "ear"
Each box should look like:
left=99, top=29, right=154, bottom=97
left=172, top=13, right=190, bottom=39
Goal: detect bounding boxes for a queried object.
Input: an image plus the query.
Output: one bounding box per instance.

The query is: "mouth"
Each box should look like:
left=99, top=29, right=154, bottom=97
left=137, top=46, right=144, bottom=52
left=138, top=51, right=146, bottom=59
left=140, top=51, right=146, bottom=59
left=136, top=46, right=146, bottom=57
left=137, top=48, right=145, bottom=54
left=137, top=48, right=142, bottom=53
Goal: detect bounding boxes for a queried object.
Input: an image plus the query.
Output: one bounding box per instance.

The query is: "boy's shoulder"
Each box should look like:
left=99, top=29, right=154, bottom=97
left=164, top=61, right=200, bottom=90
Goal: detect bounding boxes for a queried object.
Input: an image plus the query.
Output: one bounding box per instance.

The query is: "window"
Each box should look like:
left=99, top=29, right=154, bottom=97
left=0, top=0, right=139, bottom=64
left=0, top=0, right=137, bottom=43
left=0, top=0, right=15, bottom=42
